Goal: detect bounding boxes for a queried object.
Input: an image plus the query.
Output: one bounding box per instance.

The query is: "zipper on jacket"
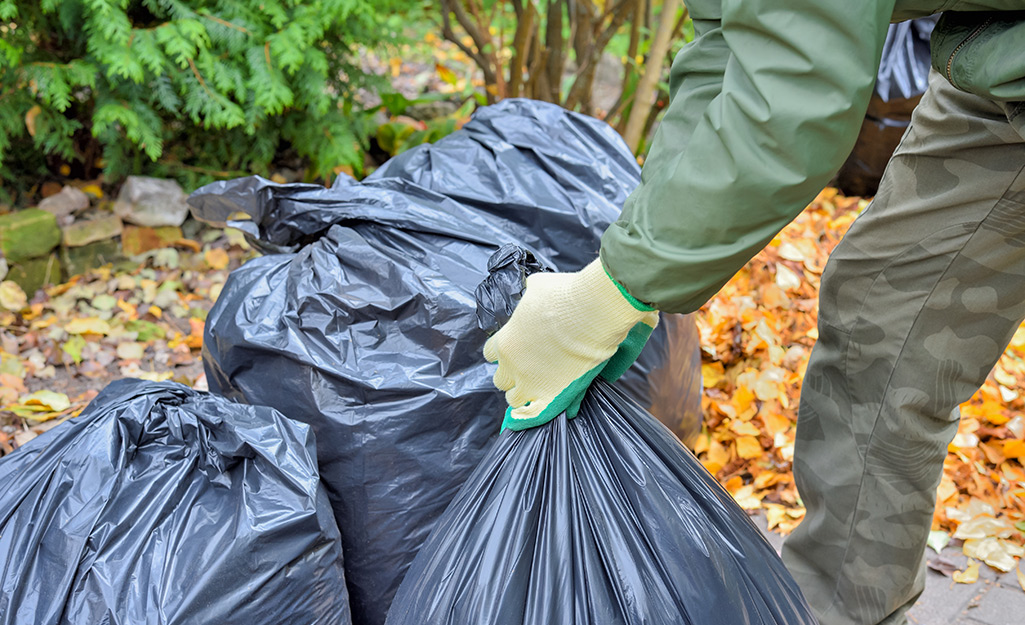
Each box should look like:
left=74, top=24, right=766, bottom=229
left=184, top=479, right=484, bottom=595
left=945, top=17, right=994, bottom=89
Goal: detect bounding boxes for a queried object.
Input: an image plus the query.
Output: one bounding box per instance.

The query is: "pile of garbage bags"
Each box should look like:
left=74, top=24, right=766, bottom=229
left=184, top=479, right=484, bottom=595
left=0, top=99, right=816, bottom=625
left=189, top=99, right=702, bottom=625
left=0, top=380, right=351, bottom=625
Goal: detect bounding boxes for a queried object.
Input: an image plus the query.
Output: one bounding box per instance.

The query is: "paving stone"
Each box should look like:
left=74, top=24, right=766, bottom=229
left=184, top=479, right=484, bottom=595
left=7, top=253, right=61, bottom=295
left=963, top=583, right=1025, bottom=624
left=0, top=209, right=61, bottom=262
left=60, top=239, right=121, bottom=278
left=61, top=214, right=123, bottom=247
left=907, top=571, right=985, bottom=624
left=114, top=176, right=189, bottom=227
left=38, top=185, right=89, bottom=222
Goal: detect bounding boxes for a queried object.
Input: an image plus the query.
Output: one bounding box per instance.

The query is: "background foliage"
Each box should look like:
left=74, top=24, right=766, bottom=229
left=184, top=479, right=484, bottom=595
left=1, top=0, right=692, bottom=204
left=0, top=0, right=420, bottom=198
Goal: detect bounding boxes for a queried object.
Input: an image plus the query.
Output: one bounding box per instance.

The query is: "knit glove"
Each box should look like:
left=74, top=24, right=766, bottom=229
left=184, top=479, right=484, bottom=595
left=483, top=258, right=659, bottom=431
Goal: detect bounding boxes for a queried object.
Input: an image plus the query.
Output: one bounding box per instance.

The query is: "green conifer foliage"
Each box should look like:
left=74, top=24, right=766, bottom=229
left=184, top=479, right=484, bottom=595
left=0, top=0, right=411, bottom=190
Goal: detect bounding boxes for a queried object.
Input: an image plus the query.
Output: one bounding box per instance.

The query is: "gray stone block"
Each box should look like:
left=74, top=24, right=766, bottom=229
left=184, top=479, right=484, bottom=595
left=61, top=214, right=123, bottom=247
left=114, top=176, right=190, bottom=227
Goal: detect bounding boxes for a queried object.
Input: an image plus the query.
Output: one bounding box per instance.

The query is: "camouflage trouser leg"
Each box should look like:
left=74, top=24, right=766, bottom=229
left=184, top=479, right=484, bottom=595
left=781, top=69, right=1025, bottom=625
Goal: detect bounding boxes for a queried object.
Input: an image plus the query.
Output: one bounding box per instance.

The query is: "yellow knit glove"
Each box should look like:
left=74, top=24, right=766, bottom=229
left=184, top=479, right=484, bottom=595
left=483, top=259, right=659, bottom=431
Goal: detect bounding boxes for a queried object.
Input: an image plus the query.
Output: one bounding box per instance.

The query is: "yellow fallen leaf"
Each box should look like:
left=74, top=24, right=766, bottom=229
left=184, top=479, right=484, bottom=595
left=1017, top=564, right=1025, bottom=592
left=64, top=317, right=111, bottom=335
left=81, top=184, right=103, bottom=199
left=731, top=484, right=763, bottom=510
left=204, top=248, right=230, bottom=270
left=963, top=537, right=1020, bottom=572
left=0, top=281, right=27, bottom=311
left=702, top=362, right=725, bottom=388
left=761, top=411, right=791, bottom=436
left=994, top=367, right=1017, bottom=387
left=735, top=436, right=763, bottom=459
left=952, top=560, right=979, bottom=584
left=730, top=420, right=762, bottom=437
left=954, top=515, right=1015, bottom=540
left=1004, top=440, right=1025, bottom=459
left=936, top=476, right=958, bottom=503
left=18, top=390, right=71, bottom=413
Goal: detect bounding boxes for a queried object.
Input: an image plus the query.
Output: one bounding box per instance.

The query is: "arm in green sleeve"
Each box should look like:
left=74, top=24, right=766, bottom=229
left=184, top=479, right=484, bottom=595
left=601, top=0, right=897, bottom=313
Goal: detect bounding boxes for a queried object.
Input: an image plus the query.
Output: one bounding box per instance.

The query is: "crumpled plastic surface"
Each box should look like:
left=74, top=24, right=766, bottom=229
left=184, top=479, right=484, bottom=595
left=189, top=99, right=702, bottom=625
left=875, top=18, right=936, bottom=103
left=385, top=379, right=818, bottom=625
left=0, top=379, right=350, bottom=625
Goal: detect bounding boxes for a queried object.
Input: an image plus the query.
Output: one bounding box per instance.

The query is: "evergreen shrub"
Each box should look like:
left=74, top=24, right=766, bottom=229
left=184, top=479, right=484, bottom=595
left=0, top=0, right=416, bottom=194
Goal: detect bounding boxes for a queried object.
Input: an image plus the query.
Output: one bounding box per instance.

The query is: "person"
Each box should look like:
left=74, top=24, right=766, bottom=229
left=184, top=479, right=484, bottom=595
left=482, top=3, right=1025, bottom=624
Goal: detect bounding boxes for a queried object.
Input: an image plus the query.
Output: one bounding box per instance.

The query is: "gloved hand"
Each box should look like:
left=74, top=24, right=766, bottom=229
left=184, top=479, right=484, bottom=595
left=483, top=258, right=659, bottom=431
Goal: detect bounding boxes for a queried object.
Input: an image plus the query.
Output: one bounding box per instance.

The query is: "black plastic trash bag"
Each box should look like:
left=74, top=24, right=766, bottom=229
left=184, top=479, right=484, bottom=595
left=0, top=379, right=351, bottom=625
left=836, top=17, right=937, bottom=197
left=189, top=99, right=702, bottom=625
left=385, top=379, right=817, bottom=625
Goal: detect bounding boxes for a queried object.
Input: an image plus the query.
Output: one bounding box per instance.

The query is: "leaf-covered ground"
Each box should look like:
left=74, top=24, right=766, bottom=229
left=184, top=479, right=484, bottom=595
left=0, top=227, right=254, bottom=451
left=695, top=188, right=1025, bottom=584
left=1, top=188, right=1022, bottom=585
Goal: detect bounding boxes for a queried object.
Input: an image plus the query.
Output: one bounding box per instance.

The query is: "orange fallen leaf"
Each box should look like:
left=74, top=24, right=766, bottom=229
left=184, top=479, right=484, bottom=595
left=1004, top=440, right=1025, bottom=460
left=204, top=248, right=230, bottom=270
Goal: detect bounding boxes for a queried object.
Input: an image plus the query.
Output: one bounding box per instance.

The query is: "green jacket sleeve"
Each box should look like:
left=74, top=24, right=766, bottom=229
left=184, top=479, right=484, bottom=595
left=601, top=0, right=897, bottom=313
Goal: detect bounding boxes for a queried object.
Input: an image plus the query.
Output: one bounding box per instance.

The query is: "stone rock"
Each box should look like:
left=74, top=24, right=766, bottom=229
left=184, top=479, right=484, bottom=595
left=406, top=100, right=459, bottom=122
left=0, top=256, right=6, bottom=281
left=38, top=186, right=90, bottom=224
left=7, top=253, right=61, bottom=295
left=60, top=239, right=121, bottom=278
left=114, top=176, right=190, bottom=227
left=61, top=214, right=123, bottom=247
left=0, top=209, right=61, bottom=262
left=121, top=225, right=183, bottom=256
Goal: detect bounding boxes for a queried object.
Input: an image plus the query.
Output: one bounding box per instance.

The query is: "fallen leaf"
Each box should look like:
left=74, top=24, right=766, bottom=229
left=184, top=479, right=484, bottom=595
left=0, top=281, right=27, bottom=311
left=952, top=560, right=979, bottom=584
left=962, top=537, right=1020, bottom=572
left=92, top=294, right=118, bottom=312
left=954, top=515, right=1015, bottom=540
left=64, top=317, right=111, bottom=336
left=19, top=390, right=70, bottom=412
left=62, top=334, right=86, bottom=364
left=735, top=436, right=763, bottom=459
left=116, top=341, right=146, bottom=360
left=927, top=530, right=950, bottom=554
left=1017, top=564, right=1025, bottom=592
left=204, top=248, right=230, bottom=270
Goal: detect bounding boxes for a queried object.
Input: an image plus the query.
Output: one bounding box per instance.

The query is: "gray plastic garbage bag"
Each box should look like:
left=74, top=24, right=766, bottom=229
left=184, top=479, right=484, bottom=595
left=0, top=379, right=350, bottom=625
left=385, top=379, right=817, bottom=625
left=189, top=99, right=702, bottom=625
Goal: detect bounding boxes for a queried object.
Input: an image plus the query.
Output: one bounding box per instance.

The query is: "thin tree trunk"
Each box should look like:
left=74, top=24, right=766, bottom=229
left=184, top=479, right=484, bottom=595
left=622, top=0, right=682, bottom=152
left=509, top=1, right=538, bottom=97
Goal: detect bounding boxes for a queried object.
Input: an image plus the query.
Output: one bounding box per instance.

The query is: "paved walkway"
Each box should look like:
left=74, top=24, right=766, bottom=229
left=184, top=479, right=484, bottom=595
left=752, top=512, right=1023, bottom=625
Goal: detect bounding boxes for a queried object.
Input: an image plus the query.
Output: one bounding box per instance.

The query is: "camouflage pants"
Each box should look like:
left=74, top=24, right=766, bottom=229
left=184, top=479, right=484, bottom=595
left=781, top=70, right=1025, bottom=625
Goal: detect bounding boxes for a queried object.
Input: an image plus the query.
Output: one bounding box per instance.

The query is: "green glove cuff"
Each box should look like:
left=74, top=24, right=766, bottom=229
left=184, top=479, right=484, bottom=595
left=603, top=265, right=655, bottom=312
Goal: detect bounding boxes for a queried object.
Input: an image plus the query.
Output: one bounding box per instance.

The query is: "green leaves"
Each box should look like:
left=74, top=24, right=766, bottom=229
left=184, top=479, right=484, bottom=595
left=2, top=0, right=421, bottom=188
